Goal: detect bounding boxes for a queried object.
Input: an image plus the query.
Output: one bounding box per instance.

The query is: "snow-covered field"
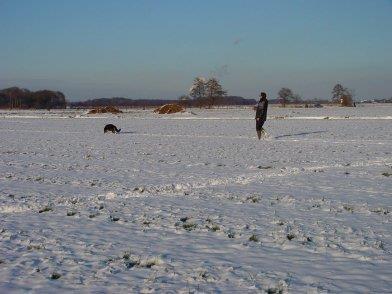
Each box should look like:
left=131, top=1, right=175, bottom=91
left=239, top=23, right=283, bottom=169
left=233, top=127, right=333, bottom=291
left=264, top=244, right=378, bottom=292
left=1, top=105, right=391, bottom=293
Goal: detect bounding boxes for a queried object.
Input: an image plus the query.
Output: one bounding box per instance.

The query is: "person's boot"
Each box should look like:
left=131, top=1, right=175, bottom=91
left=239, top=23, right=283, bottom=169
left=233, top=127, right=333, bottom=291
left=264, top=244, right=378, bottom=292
left=257, top=129, right=262, bottom=140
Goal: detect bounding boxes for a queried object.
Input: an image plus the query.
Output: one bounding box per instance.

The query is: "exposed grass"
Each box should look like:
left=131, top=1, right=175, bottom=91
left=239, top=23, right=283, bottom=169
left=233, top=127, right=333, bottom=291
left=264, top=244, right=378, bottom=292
left=180, top=216, right=189, bottom=222
left=183, top=223, right=197, bottom=231
left=67, top=211, right=77, bottom=216
left=246, top=195, right=260, bottom=203
left=123, top=252, right=130, bottom=260
left=125, top=260, right=138, bottom=269
left=110, top=215, right=120, bottom=222
left=257, top=165, right=273, bottom=169
left=142, top=220, right=151, bottom=226
left=370, top=207, right=390, bottom=215
left=343, top=205, right=354, bottom=213
left=124, top=255, right=163, bottom=269
left=249, top=234, right=259, bottom=242
left=227, top=231, right=235, bottom=238
left=50, top=272, right=61, bottom=280
left=27, top=244, right=44, bottom=250
left=267, top=288, right=283, bottom=294
left=140, top=257, right=163, bottom=268
left=287, top=234, right=296, bottom=241
left=206, top=224, right=220, bottom=232
left=38, top=206, right=52, bottom=213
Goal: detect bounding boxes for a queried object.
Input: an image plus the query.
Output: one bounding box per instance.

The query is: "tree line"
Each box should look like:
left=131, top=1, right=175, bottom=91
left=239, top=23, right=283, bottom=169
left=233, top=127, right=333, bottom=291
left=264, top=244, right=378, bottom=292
left=71, top=96, right=256, bottom=108
left=183, top=78, right=356, bottom=108
left=0, top=87, right=66, bottom=109
left=277, top=83, right=355, bottom=107
left=0, top=82, right=375, bottom=110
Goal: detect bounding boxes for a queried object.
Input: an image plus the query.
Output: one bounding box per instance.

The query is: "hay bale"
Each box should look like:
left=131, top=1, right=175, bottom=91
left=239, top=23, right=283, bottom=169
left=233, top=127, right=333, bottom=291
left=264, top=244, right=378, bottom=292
left=154, top=104, right=184, bottom=114
left=105, top=106, right=122, bottom=113
left=88, top=106, right=123, bottom=114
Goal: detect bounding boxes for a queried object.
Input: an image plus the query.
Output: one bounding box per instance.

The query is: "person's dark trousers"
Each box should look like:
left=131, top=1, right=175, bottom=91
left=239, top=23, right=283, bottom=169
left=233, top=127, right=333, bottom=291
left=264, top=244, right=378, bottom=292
left=256, top=119, right=265, bottom=140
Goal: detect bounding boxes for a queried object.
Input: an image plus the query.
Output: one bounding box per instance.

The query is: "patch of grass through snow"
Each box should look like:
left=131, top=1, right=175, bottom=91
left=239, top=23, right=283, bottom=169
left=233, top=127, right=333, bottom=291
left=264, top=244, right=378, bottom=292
left=50, top=272, right=61, bottom=280
left=183, top=223, right=197, bottom=231
left=38, top=206, right=52, bottom=213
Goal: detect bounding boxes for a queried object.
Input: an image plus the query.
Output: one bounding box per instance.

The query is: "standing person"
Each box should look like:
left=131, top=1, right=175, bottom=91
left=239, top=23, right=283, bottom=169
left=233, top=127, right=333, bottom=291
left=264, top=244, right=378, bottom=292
left=255, top=92, right=268, bottom=139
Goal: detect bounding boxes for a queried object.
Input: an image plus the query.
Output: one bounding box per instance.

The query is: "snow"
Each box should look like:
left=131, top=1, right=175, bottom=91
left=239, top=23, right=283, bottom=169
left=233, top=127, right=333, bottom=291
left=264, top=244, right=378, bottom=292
left=0, top=105, right=391, bottom=292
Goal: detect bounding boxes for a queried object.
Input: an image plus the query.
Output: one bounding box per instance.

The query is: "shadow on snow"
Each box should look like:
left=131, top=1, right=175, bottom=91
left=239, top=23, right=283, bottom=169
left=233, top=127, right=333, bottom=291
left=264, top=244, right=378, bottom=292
left=274, top=130, right=327, bottom=139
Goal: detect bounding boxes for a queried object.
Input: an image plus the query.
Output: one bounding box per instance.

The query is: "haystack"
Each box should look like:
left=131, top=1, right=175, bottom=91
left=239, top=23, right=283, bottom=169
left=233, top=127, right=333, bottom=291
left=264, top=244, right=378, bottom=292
left=154, top=104, right=184, bottom=114
left=88, top=106, right=123, bottom=114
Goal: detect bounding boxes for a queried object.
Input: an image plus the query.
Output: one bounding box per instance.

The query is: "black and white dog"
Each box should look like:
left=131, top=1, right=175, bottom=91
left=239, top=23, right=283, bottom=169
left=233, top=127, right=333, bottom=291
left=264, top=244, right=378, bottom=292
left=104, top=124, right=121, bottom=133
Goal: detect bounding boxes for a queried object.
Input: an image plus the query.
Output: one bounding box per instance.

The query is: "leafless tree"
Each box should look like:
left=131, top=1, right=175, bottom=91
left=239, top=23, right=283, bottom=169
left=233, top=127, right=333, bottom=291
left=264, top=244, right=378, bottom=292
left=331, top=83, right=347, bottom=103
left=189, top=77, right=207, bottom=107
left=178, top=95, right=190, bottom=108
left=332, top=83, right=354, bottom=106
left=278, top=87, right=294, bottom=107
left=205, top=78, right=227, bottom=108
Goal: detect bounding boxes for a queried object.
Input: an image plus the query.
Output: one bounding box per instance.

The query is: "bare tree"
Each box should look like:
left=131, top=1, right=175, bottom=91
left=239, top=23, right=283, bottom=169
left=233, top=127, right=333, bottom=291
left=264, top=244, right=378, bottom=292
left=292, top=93, right=303, bottom=104
left=178, top=95, right=190, bottom=108
left=341, top=89, right=355, bottom=107
left=189, top=77, right=207, bottom=107
left=340, top=94, right=353, bottom=107
left=332, top=83, right=355, bottom=106
left=278, top=87, right=294, bottom=107
left=205, top=78, right=227, bottom=108
left=331, top=83, right=347, bottom=103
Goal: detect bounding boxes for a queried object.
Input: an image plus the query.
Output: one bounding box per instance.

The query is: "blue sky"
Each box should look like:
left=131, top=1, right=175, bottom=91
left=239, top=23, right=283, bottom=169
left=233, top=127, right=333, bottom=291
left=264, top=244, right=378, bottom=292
left=0, top=0, right=391, bottom=101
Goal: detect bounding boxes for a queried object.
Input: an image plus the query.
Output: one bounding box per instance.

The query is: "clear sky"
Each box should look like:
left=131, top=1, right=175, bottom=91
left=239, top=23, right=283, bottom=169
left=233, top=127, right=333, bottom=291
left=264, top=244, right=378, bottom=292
left=0, top=0, right=391, bottom=101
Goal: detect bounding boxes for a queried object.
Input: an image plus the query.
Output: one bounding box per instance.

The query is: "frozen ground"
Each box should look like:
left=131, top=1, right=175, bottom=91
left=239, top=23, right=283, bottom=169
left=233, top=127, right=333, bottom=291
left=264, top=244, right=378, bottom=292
left=0, top=105, right=391, bottom=293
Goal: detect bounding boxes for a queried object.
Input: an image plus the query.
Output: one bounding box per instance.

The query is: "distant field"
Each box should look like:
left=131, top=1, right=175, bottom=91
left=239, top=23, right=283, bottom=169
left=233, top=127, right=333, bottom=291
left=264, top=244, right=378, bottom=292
left=1, top=105, right=391, bottom=292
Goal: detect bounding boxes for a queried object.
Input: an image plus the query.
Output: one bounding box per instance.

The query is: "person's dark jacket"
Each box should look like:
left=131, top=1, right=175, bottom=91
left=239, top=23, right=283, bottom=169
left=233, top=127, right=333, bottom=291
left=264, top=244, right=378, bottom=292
left=255, top=99, right=268, bottom=121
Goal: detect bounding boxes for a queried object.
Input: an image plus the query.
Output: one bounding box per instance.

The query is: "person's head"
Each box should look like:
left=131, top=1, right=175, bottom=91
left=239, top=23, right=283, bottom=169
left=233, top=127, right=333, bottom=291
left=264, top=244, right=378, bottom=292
left=259, top=92, right=267, bottom=101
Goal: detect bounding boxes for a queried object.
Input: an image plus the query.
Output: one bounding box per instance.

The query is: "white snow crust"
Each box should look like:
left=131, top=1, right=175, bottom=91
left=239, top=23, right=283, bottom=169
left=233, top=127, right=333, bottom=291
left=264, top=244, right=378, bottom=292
left=0, top=105, right=391, bottom=292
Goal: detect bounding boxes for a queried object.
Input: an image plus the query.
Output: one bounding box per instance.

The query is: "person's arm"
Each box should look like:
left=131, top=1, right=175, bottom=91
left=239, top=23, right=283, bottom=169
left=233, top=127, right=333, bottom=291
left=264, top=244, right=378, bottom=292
left=255, top=102, right=261, bottom=119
